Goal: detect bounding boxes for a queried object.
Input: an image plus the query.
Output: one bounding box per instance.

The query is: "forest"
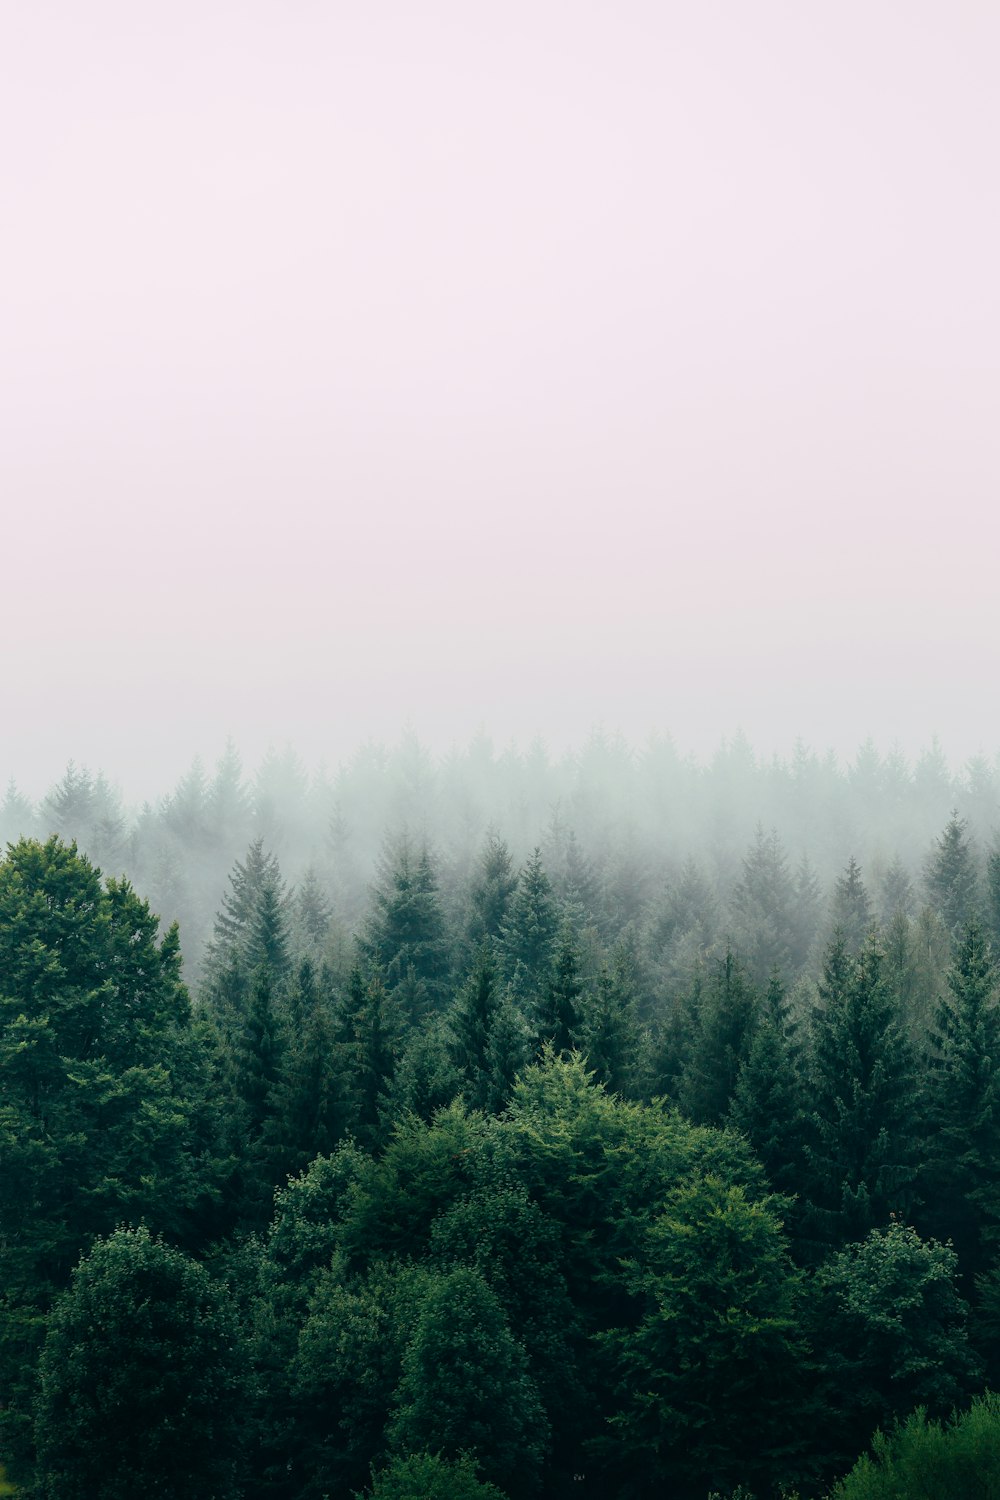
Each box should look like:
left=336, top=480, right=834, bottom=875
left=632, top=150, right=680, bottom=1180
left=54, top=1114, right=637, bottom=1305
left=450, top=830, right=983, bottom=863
left=3, top=732, right=1000, bottom=1498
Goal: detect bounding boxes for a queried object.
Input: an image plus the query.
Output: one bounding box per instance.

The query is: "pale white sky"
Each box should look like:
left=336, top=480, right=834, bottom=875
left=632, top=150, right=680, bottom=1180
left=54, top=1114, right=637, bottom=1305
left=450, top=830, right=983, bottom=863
left=4, top=1, right=999, bottom=802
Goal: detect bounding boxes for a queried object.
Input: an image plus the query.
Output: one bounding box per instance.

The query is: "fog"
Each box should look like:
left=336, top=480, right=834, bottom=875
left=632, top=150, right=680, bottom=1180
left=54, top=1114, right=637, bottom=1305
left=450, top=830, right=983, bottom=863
left=4, top=2, right=1000, bottom=805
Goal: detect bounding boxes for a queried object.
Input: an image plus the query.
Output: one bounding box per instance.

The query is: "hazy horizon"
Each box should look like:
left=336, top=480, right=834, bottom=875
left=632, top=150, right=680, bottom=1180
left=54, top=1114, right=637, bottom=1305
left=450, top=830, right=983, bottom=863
left=6, top=2, right=999, bottom=804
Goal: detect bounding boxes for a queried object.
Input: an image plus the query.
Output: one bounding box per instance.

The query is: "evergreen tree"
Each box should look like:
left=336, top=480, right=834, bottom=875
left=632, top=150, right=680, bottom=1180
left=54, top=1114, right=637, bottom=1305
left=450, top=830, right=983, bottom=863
left=359, top=838, right=451, bottom=1015
left=466, top=831, right=519, bottom=949
left=922, top=917, right=1000, bottom=1281
left=34, top=1226, right=248, bottom=1500
left=803, top=933, right=917, bottom=1254
left=926, top=811, right=981, bottom=938
left=205, top=838, right=290, bottom=980
left=985, top=845, right=1000, bottom=953
left=678, top=946, right=758, bottom=1127
left=349, top=972, right=399, bottom=1151
left=449, top=942, right=503, bottom=1110
left=578, top=944, right=639, bottom=1097
left=879, top=854, right=914, bottom=922
left=388, top=1264, right=548, bottom=1495
left=729, top=971, right=807, bottom=1204
left=499, top=848, right=559, bottom=992
left=730, top=825, right=797, bottom=986
left=268, top=960, right=344, bottom=1176
left=536, top=921, right=583, bottom=1056
left=292, top=866, right=334, bottom=957
left=791, top=851, right=823, bottom=972
left=830, top=857, right=873, bottom=955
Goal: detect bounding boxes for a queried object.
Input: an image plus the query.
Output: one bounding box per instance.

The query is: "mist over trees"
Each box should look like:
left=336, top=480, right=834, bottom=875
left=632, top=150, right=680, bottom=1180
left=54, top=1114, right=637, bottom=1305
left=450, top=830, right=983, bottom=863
left=3, top=731, right=1000, bottom=1497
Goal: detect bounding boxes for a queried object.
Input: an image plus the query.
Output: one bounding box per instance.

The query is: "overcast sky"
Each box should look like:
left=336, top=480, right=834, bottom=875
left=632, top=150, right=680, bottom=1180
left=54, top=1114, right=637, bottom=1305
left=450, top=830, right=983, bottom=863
left=4, top=1, right=999, bottom=802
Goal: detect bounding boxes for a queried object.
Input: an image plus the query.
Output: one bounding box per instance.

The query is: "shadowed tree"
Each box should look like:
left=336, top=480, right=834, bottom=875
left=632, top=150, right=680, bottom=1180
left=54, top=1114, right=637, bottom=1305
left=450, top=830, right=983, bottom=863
left=921, top=917, right=1000, bottom=1282
left=678, top=946, right=758, bottom=1127
left=803, top=933, right=918, bottom=1255
left=34, top=1226, right=248, bottom=1500
left=926, top=812, right=981, bottom=939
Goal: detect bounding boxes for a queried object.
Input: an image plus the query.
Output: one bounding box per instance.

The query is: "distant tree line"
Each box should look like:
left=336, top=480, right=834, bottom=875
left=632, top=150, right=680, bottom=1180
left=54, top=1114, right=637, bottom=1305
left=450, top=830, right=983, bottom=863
left=2, top=737, right=1000, bottom=1495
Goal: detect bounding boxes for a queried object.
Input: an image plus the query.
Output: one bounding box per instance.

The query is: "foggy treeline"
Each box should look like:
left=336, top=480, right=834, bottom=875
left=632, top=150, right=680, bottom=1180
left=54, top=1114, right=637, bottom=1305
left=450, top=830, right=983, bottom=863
left=4, top=731, right=998, bottom=991
left=5, top=731, right=1000, bottom=1498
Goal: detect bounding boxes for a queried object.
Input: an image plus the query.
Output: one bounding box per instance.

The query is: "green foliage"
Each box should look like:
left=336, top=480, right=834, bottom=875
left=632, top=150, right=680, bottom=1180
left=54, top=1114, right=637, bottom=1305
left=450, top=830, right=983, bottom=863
left=921, top=917, right=1000, bottom=1280
left=33, top=1226, right=248, bottom=1500
left=359, top=839, right=451, bottom=1015
left=730, top=825, right=797, bottom=986
left=804, top=933, right=917, bottom=1253
left=466, top=832, right=519, bottom=952
left=830, top=857, right=873, bottom=955
left=0, top=838, right=223, bottom=1474
left=595, top=1173, right=808, bottom=1497
left=831, top=1392, right=1000, bottom=1499
left=364, top=1450, right=508, bottom=1500
left=809, top=1222, right=982, bottom=1474
left=535, top=921, right=583, bottom=1055
left=387, top=1264, right=548, bottom=1494
left=926, top=811, right=981, bottom=939
left=729, top=972, right=808, bottom=1206
left=293, top=1257, right=433, bottom=1498
left=679, top=946, right=759, bottom=1126
left=499, top=847, right=558, bottom=989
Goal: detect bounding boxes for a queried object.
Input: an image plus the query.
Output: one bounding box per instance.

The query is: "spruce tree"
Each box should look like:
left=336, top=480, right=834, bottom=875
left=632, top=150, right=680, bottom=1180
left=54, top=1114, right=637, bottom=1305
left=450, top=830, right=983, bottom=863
left=804, top=933, right=917, bottom=1254
left=729, top=971, right=807, bottom=1203
left=922, top=917, right=1000, bottom=1281
left=500, top=847, right=559, bottom=992
left=730, top=825, right=796, bottom=986
left=830, top=857, right=873, bottom=955
left=536, top=921, right=583, bottom=1056
left=466, top=832, right=519, bottom=950
left=926, top=812, right=981, bottom=938
left=678, top=946, right=758, bottom=1127
left=359, top=838, right=451, bottom=1014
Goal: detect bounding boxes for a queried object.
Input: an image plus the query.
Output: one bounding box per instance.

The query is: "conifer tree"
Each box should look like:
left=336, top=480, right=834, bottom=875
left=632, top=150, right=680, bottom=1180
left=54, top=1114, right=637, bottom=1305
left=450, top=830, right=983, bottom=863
left=926, top=812, right=981, bottom=938
left=731, top=825, right=796, bottom=986
left=388, top=1264, right=548, bottom=1494
left=500, top=847, right=559, bottom=991
left=804, top=933, right=917, bottom=1254
left=359, top=838, right=451, bottom=1014
left=729, top=971, right=807, bottom=1203
left=578, top=945, right=639, bottom=1097
left=536, top=921, right=583, bottom=1056
left=449, top=943, right=503, bottom=1110
left=34, top=1227, right=248, bottom=1500
left=922, top=917, right=1000, bottom=1280
left=466, top=832, right=519, bottom=949
left=678, top=946, right=758, bottom=1126
left=830, top=857, right=873, bottom=955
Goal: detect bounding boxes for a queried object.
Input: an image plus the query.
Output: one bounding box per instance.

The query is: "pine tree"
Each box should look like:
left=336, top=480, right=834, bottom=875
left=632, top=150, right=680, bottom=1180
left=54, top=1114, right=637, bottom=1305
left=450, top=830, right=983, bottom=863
left=499, top=848, right=559, bottom=991
left=578, top=944, right=639, bottom=1097
left=34, top=1227, right=248, bottom=1500
left=466, top=832, right=519, bottom=949
left=449, top=943, right=503, bottom=1110
left=350, top=973, right=399, bottom=1151
left=922, top=917, right=1000, bottom=1281
left=205, top=838, right=290, bottom=979
left=804, top=933, right=917, bottom=1254
left=292, top=866, right=334, bottom=957
left=536, top=922, right=583, bottom=1056
left=729, top=971, right=807, bottom=1203
left=830, top=857, right=873, bottom=955
left=678, top=946, right=758, bottom=1127
left=730, top=825, right=796, bottom=986
left=359, top=838, right=451, bottom=1014
left=926, top=812, right=981, bottom=939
